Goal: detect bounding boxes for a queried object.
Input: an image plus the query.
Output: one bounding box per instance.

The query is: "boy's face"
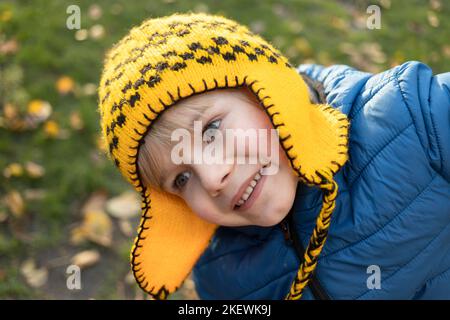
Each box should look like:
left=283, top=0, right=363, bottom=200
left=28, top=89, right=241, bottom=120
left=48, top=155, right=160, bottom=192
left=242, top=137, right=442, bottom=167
left=156, top=88, right=299, bottom=227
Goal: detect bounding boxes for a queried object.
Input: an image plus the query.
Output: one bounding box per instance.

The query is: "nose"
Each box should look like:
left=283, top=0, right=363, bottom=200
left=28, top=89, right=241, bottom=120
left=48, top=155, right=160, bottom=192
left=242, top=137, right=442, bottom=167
left=194, top=163, right=233, bottom=197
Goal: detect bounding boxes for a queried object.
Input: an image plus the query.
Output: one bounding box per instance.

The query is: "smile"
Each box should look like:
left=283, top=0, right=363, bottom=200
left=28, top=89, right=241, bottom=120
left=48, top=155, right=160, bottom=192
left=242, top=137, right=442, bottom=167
left=232, top=163, right=270, bottom=211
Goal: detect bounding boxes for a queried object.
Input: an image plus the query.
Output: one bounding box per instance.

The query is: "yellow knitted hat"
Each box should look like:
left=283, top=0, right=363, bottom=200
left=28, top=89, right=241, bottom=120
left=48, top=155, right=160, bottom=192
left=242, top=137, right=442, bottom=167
left=98, top=12, right=350, bottom=300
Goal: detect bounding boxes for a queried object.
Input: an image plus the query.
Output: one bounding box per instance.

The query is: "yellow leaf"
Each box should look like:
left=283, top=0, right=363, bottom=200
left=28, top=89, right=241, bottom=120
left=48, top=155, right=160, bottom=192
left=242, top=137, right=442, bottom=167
left=25, top=161, right=45, bottom=178
left=427, top=11, right=439, bottom=28
left=20, top=259, right=48, bottom=288
left=56, top=76, right=75, bottom=94
left=0, top=9, right=12, bottom=22
left=83, top=210, right=112, bottom=246
left=89, top=24, right=105, bottom=40
left=44, top=120, right=60, bottom=138
left=3, top=163, right=23, bottom=178
left=81, top=191, right=108, bottom=214
left=88, top=4, right=103, bottom=20
left=3, top=103, right=18, bottom=119
left=75, top=29, right=88, bottom=41
left=4, top=190, right=24, bottom=218
left=294, top=38, right=313, bottom=58
left=106, top=191, right=141, bottom=219
left=27, top=99, right=52, bottom=122
left=69, top=111, right=84, bottom=130
left=71, top=250, right=100, bottom=269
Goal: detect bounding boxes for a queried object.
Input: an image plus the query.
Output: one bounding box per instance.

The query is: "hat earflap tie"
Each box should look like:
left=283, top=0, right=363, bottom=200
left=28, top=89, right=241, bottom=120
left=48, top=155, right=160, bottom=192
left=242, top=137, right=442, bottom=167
left=285, top=169, right=338, bottom=300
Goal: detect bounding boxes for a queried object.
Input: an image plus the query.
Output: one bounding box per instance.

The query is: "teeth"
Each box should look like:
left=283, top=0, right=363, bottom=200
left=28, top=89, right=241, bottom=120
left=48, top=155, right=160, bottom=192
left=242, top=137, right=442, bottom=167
left=236, top=171, right=263, bottom=208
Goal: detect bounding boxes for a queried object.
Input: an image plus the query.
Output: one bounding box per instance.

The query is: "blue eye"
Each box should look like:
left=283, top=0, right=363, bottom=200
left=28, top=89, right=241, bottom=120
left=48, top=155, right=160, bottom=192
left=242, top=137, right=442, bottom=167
left=173, top=171, right=191, bottom=190
left=203, top=119, right=221, bottom=143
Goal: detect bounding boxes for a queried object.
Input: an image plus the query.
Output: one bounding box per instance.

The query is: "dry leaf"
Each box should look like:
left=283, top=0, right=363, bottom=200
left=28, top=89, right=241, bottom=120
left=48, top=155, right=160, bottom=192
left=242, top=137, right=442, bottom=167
left=20, top=259, right=48, bottom=288
left=23, top=188, right=47, bottom=201
left=106, top=191, right=141, bottom=219
left=82, top=83, right=97, bottom=96
left=0, top=9, right=12, bottom=22
left=4, top=190, right=25, bottom=218
left=69, top=111, right=84, bottom=130
left=0, top=210, right=8, bottom=223
left=43, top=120, right=60, bottom=138
left=71, top=250, right=100, bottom=269
left=88, top=4, right=103, bottom=20
left=56, top=76, right=75, bottom=95
left=3, top=103, right=18, bottom=119
left=75, top=29, right=88, bottom=41
left=427, top=11, right=439, bottom=28
left=71, top=209, right=112, bottom=247
left=25, top=161, right=45, bottom=178
left=0, top=39, right=18, bottom=55
left=294, top=38, right=313, bottom=57
left=3, top=163, right=23, bottom=178
left=89, top=24, right=105, bottom=40
left=118, top=219, right=133, bottom=237
left=27, top=99, right=52, bottom=122
left=81, top=191, right=108, bottom=214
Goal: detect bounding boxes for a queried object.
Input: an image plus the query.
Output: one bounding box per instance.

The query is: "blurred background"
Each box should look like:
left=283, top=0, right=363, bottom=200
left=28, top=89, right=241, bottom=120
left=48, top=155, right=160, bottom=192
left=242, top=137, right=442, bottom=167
left=0, top=0, right=449, bottom=299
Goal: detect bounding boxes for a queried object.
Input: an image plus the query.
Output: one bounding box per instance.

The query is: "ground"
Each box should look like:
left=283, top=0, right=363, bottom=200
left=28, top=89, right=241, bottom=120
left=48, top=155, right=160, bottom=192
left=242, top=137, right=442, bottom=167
left=0, top=0, right=449, bottom=299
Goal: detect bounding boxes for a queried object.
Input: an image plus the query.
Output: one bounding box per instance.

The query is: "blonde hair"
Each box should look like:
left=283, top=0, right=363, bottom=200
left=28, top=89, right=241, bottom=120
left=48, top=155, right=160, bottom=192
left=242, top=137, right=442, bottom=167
left=137, top=87, right=258, bottom=192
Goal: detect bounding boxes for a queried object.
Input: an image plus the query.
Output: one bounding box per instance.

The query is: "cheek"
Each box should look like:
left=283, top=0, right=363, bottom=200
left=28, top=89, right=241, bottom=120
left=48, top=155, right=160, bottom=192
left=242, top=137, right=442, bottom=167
left=184, top=192, right=217, bottom=221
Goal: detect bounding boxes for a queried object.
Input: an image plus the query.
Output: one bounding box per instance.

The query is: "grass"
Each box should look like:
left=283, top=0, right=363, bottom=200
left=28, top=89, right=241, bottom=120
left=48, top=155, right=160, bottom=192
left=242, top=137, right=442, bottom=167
left=0, top=0, right=448, bottom=299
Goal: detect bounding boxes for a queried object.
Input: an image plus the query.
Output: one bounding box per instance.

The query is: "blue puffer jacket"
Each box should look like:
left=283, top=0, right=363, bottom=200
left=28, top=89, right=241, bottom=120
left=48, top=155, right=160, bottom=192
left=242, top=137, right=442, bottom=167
left=192, top=61, right=450, bottom=299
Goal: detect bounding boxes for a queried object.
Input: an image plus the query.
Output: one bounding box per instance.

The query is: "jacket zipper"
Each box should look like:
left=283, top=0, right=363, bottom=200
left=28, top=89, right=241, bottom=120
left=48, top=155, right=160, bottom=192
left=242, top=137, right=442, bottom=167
left=280, top=215, right=331, bottom=300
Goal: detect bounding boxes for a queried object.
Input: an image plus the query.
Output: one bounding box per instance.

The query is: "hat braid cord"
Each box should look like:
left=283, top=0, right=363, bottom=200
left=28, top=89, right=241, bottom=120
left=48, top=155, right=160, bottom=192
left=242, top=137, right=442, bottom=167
left=285, top=170, right=338, bottom=300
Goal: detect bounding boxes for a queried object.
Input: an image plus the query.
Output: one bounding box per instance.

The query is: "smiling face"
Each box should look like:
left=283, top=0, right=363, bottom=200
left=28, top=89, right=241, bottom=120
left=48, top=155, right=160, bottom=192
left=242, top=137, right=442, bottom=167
left=138, top=87, right=299, bottom=227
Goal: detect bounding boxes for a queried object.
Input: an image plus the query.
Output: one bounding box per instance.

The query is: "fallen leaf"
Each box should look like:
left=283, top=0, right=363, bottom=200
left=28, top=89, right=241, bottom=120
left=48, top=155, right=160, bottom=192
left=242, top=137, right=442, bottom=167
left=88, top=4, right=103, bottom=20
left=27, top=99, right=52, bottom=123
left=69, top=111, right=84, bottom=130
left=118, top=219, right=133, bottom=237
left=82, top=83, right=97, bottom=96
left=23, top=188, right=47, bottom=201
left=106, top=191, right=141, bottom=219
left=56, top=76, right=75, bottom=95
left=430, top=0, right=441, bottom=11
left=427, top=11, right=439, bottom=28
left=71, top=250, right=100, bottom=269
left=89, top=24, right=105, bottom=40
left=25, top=161, right=45, bottom=178
left=0, top=8, right=12, bottom=22
left=43, top=120, right=60, bottom=138
left=3, top=163, right=23, bottom=178
left=20, top=259, right=48, bottom=288
left=0, top=38, right=19, bottom=55
left=0, top=210, right=8, bottom=223
left=75, top=29, right=88, bottom=41
left=71, top=209, right=112, bottom=247
left=4, top=190, right=25, bottom=218
left=294, top=38, right=313, bottom=58
left=442, top=45, right=450, bottom=58
left=81, top=191, right=108, bottom=214
left=3, top=103, right=18, bottom=119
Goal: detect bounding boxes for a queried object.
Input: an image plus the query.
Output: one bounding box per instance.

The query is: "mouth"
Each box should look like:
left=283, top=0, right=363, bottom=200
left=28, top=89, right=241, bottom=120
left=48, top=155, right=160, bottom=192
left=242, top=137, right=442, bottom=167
left=231, top=162, right=270, bottom=211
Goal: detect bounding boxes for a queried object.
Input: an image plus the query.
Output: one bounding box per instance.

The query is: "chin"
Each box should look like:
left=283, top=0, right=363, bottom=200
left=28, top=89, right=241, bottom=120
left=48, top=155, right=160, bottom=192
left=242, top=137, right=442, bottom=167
left=256, top=208, right=289, bottom=227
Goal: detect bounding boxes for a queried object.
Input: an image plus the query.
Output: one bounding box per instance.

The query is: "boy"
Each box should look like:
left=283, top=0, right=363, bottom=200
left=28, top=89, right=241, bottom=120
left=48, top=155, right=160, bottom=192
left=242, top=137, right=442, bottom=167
left=98, top=12, right=450, bottom=299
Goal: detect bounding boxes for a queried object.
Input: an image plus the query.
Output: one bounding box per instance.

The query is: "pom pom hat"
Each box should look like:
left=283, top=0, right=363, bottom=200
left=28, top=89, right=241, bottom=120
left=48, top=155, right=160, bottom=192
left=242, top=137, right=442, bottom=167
left=98, top=12, right=350, bottom=300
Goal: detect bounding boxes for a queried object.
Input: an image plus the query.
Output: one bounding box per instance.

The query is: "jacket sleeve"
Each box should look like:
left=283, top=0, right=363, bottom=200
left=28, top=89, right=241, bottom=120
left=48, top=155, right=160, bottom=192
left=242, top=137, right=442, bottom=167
left=297, top=61, right=450, bottom=182
left=395, top=61, right=450, bottom=182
